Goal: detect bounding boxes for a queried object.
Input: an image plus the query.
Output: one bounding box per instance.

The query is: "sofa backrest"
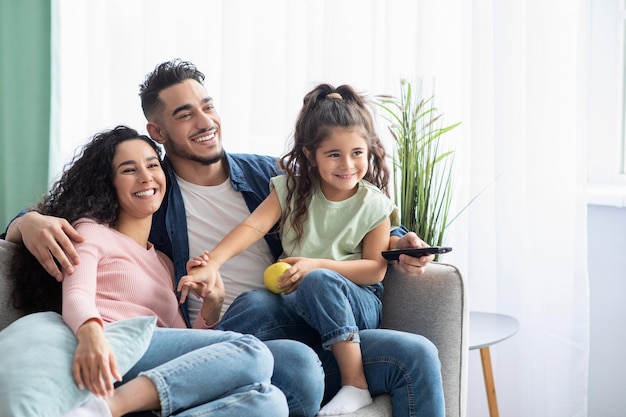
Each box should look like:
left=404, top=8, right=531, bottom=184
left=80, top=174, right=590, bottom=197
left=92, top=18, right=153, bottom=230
left=0, top=240, right=25, bottom=331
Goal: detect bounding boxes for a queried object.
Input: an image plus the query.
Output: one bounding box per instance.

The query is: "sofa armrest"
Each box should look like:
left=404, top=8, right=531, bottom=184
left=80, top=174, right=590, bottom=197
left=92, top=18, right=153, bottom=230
left=381, top=262, right=468, bottom=417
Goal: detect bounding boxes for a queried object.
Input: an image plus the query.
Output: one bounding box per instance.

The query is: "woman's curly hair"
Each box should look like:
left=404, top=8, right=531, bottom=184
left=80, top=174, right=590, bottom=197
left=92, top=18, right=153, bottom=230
left=278, top=83, right=390, bottom=248
left=11, top=126, right=162, bottom=314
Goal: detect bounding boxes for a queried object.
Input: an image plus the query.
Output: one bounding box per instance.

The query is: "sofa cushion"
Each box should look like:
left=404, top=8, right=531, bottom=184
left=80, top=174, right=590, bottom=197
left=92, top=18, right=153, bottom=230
left=0, top=312, right=156, bottom=417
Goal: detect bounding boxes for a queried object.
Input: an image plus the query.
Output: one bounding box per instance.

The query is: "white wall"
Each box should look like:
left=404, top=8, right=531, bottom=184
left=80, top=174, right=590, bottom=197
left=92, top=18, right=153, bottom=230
left=586, top=204, right=626, bottom=416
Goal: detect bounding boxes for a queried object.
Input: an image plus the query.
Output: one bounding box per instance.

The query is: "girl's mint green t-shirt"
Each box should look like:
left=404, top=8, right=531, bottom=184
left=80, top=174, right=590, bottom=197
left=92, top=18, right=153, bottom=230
left=270, top=175, right=399, bottom=261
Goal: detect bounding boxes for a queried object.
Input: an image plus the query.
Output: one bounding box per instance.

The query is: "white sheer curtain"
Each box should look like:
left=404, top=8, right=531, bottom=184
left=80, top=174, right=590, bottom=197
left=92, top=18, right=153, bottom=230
left=452, top=1, right=590, bottom=416
left=52, top=1, right=589, bottom=416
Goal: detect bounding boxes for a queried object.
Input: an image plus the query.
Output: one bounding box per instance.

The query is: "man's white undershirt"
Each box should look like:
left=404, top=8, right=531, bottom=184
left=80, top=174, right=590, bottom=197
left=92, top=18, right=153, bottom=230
left=175, top=174, right=274, bottom=322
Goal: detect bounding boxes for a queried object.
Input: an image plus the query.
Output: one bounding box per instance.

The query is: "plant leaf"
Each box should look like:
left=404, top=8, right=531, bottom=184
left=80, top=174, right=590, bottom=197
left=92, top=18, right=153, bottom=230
left=371, top=79, right=461, bottom=255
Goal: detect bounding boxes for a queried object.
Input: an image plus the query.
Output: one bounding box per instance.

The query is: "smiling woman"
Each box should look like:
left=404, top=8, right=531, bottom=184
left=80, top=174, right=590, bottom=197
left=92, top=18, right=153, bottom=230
left=11, top=126, right=165, bottom=314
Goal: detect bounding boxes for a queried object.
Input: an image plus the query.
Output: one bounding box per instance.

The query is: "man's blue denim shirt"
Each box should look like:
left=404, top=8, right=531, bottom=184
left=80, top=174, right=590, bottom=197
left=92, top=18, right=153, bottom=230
left=149, top=152, right=285, bottom=326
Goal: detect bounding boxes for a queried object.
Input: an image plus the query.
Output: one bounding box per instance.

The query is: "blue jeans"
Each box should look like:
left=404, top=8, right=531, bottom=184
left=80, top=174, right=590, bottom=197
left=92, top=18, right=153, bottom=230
left=292, top=269, right=382, bottom=349
left=217, top=272, right=445, bottom=417
left=121, top=328, right=291, bottom=417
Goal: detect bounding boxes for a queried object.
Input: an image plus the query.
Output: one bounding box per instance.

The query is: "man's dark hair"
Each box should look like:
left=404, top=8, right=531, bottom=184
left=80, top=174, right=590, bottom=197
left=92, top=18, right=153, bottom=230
left=139, top=59, right=206, bottom=121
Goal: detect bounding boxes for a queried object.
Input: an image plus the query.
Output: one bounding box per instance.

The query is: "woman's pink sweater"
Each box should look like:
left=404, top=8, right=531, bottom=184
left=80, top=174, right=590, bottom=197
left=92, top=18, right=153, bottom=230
left=62, top=219, right=204, bottom=332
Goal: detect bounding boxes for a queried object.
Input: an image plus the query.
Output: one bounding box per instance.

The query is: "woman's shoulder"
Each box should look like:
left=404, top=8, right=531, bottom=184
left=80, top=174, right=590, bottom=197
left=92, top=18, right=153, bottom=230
left=73, top=218, right=109, bottom=235
left=73, top=219, right=123, bottom=248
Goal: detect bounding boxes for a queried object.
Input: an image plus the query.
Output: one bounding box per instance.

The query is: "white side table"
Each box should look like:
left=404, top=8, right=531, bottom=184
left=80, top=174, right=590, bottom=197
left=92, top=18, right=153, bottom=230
left=469, top=311, right=520, bottom=417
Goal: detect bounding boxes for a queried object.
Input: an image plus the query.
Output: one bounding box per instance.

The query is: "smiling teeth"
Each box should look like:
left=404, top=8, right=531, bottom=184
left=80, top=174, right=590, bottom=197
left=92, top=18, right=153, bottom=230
left=135, top=189, right=155, bottom=197
left=194, top=133, right=214, bottom=142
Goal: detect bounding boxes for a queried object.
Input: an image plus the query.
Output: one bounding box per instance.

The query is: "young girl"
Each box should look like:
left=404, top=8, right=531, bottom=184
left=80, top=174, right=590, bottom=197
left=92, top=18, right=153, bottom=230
left=179, top=83, right=399, bottom=415
left=10, top=126, right=288, bottom=417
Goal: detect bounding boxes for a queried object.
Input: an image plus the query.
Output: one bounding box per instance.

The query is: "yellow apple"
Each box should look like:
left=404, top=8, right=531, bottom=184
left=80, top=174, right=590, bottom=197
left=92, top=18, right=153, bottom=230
left=264, top=262, right=292, bottom=294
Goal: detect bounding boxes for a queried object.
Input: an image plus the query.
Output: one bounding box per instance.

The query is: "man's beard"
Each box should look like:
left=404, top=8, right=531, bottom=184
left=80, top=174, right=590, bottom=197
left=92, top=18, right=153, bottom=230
left=191, top=149, right=224, bottom=166
left=167, top=138, right=225, bottom=166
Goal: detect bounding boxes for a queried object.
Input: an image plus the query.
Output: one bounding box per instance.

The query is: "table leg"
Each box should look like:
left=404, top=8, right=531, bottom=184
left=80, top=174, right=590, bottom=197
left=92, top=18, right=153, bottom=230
left=479, top=346, right=499, bottom=417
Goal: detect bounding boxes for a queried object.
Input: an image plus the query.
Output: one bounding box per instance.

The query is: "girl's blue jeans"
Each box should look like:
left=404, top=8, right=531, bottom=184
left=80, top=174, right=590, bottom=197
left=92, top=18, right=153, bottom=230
left=121, top=328, right=311, bottom=417
left=217, top=268, right=446, bottom=417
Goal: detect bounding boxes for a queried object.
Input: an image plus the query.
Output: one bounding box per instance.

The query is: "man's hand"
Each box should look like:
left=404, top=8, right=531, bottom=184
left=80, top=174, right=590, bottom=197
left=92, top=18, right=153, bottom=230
left=178, top=257, right=220, bottom=304
left=391, top=232, right=434, bottom=276
left=199, top=272, right=226, bottom=328
left=5, top=212, right=84, bottom=281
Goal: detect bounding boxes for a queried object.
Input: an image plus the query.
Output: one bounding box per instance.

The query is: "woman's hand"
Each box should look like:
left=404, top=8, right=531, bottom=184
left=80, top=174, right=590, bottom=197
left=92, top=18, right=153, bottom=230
left=73, top=319, right=120, bottom=397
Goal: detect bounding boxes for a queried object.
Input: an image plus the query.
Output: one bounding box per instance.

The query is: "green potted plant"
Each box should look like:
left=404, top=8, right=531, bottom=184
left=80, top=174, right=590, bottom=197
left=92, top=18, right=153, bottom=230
left=374, top=79, right=461, bottom=255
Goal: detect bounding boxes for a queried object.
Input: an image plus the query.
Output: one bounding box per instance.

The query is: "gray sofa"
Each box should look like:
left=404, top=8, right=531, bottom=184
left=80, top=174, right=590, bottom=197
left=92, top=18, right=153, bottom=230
left=0, top=239, right=468, bottom=417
